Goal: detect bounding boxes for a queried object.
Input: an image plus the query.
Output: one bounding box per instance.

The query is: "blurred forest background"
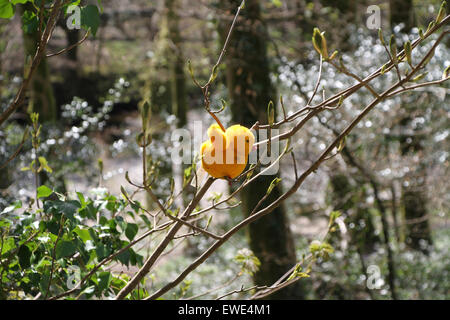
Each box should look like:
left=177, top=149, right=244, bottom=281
left=0, top=0, right=449, bottom=299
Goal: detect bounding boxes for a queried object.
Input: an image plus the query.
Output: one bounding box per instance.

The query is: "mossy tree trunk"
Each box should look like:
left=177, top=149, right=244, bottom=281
left=218, top=0, right=306, bottom=299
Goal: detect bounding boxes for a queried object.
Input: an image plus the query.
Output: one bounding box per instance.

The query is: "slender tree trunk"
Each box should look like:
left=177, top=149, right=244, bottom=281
left=389, top=0, right=415, bottom=31
left=151, top=0, right=187, bottom=127
left=328, top=172, right=379, bottom=254
left=145, top=0, right=188, bottom=221
left=339, top=147, right=398, bottom=300
left=20, top=4, right=57, bottom=123
left=218, top=0, right=306, bottom=299
left=389, top=0, right=432, bottom=253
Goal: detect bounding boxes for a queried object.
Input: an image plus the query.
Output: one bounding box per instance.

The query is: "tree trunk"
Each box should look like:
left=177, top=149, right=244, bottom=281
left=389, top=0, right=431, bottom=253
left=20, top=4, right=57, bottom=123
left=389, top=0, right=415, bottom=32
left=328, top=172, right=380, bottom=254
left=218, top=0, right=306, bottom=299
left=151, top=0, right=187, bottom=127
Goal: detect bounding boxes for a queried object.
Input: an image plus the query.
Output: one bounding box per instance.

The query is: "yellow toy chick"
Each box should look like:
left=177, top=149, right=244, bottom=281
left=201, top=124, right=255, bottom=179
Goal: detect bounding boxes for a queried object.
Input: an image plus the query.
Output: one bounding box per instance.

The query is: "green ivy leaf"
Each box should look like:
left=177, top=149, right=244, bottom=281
left=1, top=237, right=16, bottom=255
left=56, top=240, right=77, bottom=259
left=81, top=4, right=100, bottom=36
left=97, top=271, right=112, bottom=292
left=21, top=9, right=38, bottom=34
left=50, top=200, right=81, bottom=221
left=125, top=223, right=138, bottom=241
left=18, top=245, right=32, bottom=269
left=117, top=247, right=130, bottom=266
left=139, top=214, right=152, bottom=228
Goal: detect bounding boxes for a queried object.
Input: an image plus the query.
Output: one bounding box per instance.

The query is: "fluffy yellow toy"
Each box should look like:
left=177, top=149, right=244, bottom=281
left=200, top=124, right=255, bottom=179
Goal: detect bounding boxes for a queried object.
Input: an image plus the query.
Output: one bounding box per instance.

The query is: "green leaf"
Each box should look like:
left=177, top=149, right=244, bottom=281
left=1, top=200, right=22, bottom=214
left=56, top=241, right=77, bottom=259
left=97, top=271, right=112, bottom=292
left=76, top=192, right=86, bottom=207
left=117, top=247, right=130, bottom=266
left=95, top=242, right=108, bottom=260
left=21, top=9, right=39, bottom=34
left=1, top=237, right=16, bottom=255
left=11, top=0, right=33, bottom=4
left=38, top=156, right=53, bottom=173
left=0, top=1, right=14, bottom=19
left=37, top=185, right=53, bottom=199
left=81, top=4, right=100, bottom=36
left=74, top=227, right=92, bottom=242
left=96, top=0, right=103, bottom=12
left=272, top=0, right=282, bottom=8
left=18, top=245, right=32, bottom=269
left=309, top=240, right=321, bottom=253
left=139, top=214, right=152, bottom=228
left=125, top=223, right=138, bottom=241
left=50, top=200, right=81, bottom=220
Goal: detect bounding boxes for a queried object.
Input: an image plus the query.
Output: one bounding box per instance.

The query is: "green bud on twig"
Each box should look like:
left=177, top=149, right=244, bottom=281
left=418, top=28, right=424, bottom=39
left=404, top=40, right=412, bottom=66
left=136, top=132, right=152, bottom=147
left=267, top=100, right=274, bottom=126
left=412, top=72, right=428, bottom=82
left=208, top=64, right=219, bottom=84
left=141, top=101, right=151, bottom=132
left=170, top=177, right=175, bottom=194
left=312, top=28, right=328, bottom=59
left=389, top=35, right=398, bottom=63
left=98, top=158, right=104, bottom=175
left=205, top=215, right=213, bottom=229
left=187, top=60, right=200, bottom=87
left=378, top=28, right=385, bottom=45
left=120, top=186, right=128, bottom=199
left=443, top=65, right=450, bottom=80
left=329, top=50, right=338, bottom=61
left=436, top=1, right=446, bottom=24
left=337, top=136, right=346, bottom=153
left=426, top=20, right=436, bottom=34
left=337, top=95, right=345, bottom=107
left=266, top=177, right=282, bottom=195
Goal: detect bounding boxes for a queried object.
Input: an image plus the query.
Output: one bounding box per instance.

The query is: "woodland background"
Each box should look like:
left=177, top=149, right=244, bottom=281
left=0, top=0, right=449, bottom=300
